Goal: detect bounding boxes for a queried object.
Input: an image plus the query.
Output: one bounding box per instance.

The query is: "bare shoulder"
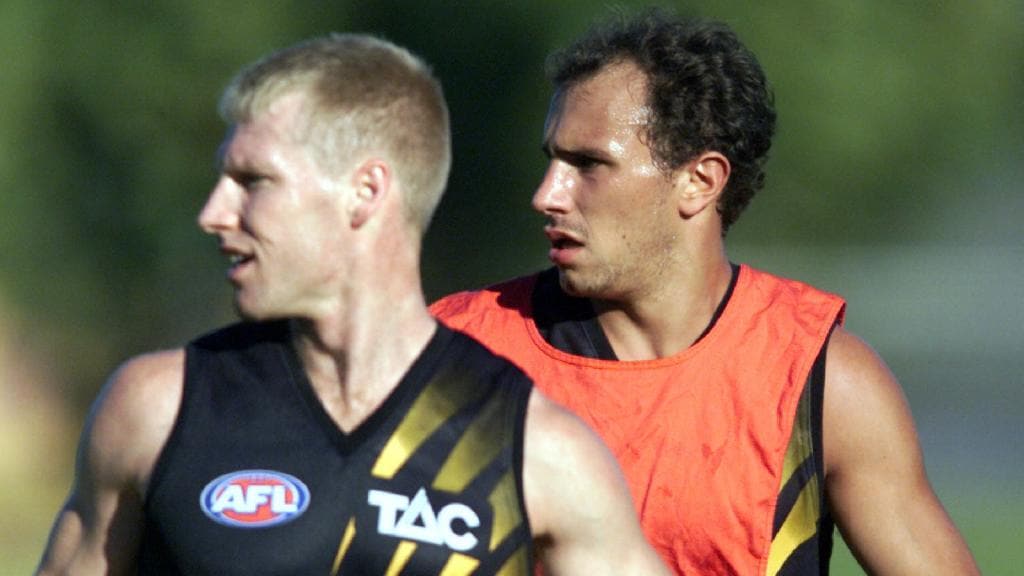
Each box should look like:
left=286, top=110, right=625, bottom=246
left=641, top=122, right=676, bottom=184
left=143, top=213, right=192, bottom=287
left=824, top=325, right=896, bottom=387
left=520, top=390, right=670, bottom=575
left=522, top=389, right=623, bottom=535
left=822, top=326, right=915, bottom=473
left=88, top=349, right=185, bottom=490
left=823, top=327, right=911, bottom=437
left=105, top=348, right=185, bottom=406
left=523, top=390, right=623, bottom=481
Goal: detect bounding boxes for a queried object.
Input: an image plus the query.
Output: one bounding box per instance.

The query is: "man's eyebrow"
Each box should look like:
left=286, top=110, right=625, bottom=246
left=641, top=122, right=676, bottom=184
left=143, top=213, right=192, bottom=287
left=214, top=141, right=231, bottom=172
left=544, top=142, right=611, bottom=163
left=213, top=126, right=240, bottom=172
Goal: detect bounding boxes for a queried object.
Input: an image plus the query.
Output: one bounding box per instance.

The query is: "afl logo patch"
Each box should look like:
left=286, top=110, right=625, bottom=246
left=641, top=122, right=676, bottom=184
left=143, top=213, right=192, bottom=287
left=200, top=469, right=310, bottom=528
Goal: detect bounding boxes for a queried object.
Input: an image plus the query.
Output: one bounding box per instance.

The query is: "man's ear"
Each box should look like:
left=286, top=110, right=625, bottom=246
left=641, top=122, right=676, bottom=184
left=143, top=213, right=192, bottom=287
left=677, top=152, right=730, bottom=218
left=349, top=159, right=390, bottom=228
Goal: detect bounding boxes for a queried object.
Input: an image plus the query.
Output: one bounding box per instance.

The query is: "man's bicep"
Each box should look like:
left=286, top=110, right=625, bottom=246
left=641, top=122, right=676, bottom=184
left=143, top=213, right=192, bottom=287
left=35, top=483, right=144, bottom=575
left=524, top=391, right=669, bottom=576
left=36, top=351, right=183, bottom=575
left=824, top=327, right=923, bottom=481
left=36, top=404, right=144, bottom=575
left=823, top=327, right=979, bottom=574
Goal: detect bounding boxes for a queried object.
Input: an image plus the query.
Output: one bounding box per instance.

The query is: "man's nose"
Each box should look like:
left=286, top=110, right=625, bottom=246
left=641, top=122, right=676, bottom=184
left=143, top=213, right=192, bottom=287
left=197, top=177, right=240, bottom=234
left=531, top=161, right=573, bottom=215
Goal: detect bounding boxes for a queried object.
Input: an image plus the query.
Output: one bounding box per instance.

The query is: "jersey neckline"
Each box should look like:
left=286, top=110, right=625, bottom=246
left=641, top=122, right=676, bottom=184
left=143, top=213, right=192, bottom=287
left=277, top=322, right=456, bottom=453
left=521, top=264, right=750, bottom=370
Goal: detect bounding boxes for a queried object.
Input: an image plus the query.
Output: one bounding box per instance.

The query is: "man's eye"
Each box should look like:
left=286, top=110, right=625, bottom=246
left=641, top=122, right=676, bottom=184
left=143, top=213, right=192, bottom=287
left=565, top=153, right=600, bottom=171
left=236, top=173, right=268, bottom=188
left=573, top=157, right=601, bottom=172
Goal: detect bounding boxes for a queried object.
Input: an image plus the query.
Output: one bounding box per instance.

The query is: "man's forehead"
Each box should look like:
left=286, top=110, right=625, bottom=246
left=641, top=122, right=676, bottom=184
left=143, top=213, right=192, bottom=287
left=215, top=126, right=238, bottom=166
left=216, top=125, right=265, bottom=171
left=545, top=65, right=650, bottom=144
left=215, top=103, right=309, bottom=170
left=562, top=63, right=646, bottom=112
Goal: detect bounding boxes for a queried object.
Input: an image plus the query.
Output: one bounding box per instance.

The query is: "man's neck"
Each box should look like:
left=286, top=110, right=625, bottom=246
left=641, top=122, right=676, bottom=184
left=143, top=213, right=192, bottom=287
left=288, top=291, right=436, bottom=433
left=592, top=258, right=735, bottom=361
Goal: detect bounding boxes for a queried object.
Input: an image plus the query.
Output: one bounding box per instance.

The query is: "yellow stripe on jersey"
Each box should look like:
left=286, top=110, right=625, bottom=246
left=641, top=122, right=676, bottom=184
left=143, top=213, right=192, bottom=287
left=439, top=553, right=481, bottom=576
left=767, top=474, right=820, bottom=575
left=779, top=384, right=812, bottom=485
left=495, top=546, right=530, bottom=576
left=487, top=472, right=522, bottom=551
left=331, top=518, right=356, bottom=576
left=766, top=383, right=820, bottom=575
left=434, top=393, right=511, bottom=493
left=373, top=369, right=482, bottom=479
left=384, top=541, right=418, bottom=576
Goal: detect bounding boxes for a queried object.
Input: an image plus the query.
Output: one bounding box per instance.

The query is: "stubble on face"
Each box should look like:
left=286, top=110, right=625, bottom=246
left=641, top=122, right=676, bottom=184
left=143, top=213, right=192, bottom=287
left=547, top=63, right=679, bottom=303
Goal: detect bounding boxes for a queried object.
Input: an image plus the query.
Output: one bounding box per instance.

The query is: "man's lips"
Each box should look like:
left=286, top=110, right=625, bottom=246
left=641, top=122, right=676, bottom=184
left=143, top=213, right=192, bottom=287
left=220, top=246, right=254, bottom=280
left=544, top=228, right=583, bottom=265
left=544, top=227, right=583, bottom=247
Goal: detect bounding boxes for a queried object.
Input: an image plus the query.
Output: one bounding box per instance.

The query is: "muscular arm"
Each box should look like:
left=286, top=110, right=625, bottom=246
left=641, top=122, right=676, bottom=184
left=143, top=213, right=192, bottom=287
left=523, top=390, right=670, bottom=576
left=35, top=350, right=184, bottom=576
left=823, top=327, right=979, bottom=575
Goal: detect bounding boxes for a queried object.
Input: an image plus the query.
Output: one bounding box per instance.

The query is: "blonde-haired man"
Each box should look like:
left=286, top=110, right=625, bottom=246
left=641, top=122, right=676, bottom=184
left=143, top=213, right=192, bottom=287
left=36, top=34, right=668, bottom=576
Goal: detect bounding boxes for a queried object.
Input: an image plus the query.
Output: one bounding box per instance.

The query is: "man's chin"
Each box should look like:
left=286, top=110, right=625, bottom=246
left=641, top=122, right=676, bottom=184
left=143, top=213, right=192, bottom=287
left=234, top=306, right=261, bottom=322
left=558, top=268, right=617, bottom=301
left=233, top=300, right=277, bottom=323
left=557, top=269, right=590, bottom=298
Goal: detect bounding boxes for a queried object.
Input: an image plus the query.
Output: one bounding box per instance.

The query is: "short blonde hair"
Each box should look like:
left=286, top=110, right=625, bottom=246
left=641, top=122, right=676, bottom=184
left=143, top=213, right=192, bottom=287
left=219, top=33, right=451, bottom=232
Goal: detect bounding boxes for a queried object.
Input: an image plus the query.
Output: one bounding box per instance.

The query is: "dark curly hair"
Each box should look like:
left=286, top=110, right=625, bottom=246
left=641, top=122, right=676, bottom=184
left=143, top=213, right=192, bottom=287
left=546, top=9, right=776, bottom=234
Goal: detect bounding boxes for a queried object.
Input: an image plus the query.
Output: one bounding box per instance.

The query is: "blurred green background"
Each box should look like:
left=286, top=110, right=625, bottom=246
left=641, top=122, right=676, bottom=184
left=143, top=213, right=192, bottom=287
left=2, top=1, right=1020, bottom=573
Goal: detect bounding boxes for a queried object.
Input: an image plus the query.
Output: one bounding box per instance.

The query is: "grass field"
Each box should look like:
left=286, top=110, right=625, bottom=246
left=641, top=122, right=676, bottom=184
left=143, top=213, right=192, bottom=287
left=830, top=488, right=1020, bottom=574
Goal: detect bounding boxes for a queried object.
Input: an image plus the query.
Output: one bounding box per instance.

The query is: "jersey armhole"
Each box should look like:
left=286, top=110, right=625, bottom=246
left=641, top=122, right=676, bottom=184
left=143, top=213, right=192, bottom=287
left=812, top=324, right=835, bottom=572
left=512, top=381, right=534, bottom=569
left=142, top=347, right=192, bottom=510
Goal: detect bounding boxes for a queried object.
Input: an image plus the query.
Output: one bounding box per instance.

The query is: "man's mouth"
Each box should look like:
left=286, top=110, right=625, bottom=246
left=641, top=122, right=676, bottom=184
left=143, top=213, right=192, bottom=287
left=545, top=229, right=584, bottom=265
left=552, top=237, right=577, bottom=250
left=544, top=227, right=583, bottom=248
left=229, top=253, right=253, bottom=267
left=221, top=247, right=255, bottom=279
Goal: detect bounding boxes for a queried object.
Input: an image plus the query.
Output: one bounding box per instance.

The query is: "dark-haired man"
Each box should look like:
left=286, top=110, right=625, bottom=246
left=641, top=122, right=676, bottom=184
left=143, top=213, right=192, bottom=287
left=432, top=10, right=980, bottom=575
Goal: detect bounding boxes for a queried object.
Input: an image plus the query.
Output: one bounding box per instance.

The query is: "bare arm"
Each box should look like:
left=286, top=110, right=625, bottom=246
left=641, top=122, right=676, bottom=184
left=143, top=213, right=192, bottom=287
left=35, top=350, right=184, bottom=576
left=523, top=390, right=670, bottom=576
left=824, top=327, right=979, bottom=575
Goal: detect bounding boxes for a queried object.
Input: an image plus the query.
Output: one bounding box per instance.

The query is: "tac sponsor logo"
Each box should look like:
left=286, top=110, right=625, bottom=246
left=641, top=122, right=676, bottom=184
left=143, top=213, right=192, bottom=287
left=200, top=469, right=310, bottom=528
left=368, top=487, right=480, bottom=552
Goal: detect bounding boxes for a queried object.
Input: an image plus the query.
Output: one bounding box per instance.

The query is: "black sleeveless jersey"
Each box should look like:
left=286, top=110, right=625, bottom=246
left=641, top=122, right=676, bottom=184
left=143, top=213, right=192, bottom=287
left=139, top=321, right=534, bottom=575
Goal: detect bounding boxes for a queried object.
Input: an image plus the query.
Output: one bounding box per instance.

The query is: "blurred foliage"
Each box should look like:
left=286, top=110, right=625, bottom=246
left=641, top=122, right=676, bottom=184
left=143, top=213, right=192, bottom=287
left=1, top=0, right=1020, bottom=398
left=1, top=1, right=1020, bottom=573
